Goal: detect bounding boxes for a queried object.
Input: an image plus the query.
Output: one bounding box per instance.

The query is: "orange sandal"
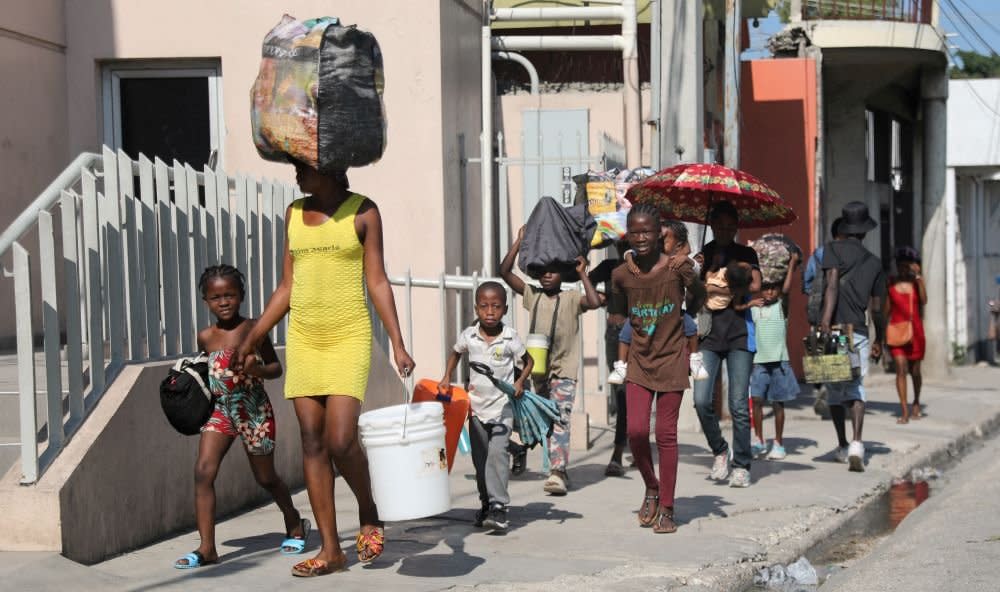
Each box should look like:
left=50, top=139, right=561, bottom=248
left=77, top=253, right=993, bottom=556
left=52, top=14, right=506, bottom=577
left=290, top=557, right=346, bottom=577
left=356, top=526, right=385, bottom=564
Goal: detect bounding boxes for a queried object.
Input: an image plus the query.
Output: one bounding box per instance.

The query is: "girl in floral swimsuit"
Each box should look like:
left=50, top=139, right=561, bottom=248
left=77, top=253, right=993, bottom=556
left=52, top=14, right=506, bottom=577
left=174, top=265, right=308, bottom=569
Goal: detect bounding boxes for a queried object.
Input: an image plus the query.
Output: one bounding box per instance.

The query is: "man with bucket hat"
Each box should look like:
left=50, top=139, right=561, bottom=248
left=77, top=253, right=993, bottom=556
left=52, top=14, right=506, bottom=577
left=818, top=201, right=887, bottom=472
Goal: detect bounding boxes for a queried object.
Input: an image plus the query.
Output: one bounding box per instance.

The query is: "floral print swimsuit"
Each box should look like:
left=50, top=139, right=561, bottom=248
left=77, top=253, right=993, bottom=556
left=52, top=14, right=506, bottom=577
left=201, top=349, right=276, bottom=455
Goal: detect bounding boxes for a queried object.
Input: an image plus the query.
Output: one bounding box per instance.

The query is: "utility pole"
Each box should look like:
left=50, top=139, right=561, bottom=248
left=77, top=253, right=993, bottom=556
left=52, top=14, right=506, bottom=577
left=723, top=0, right=742, bottom=169
left=659, top=0, right=704, bottom=167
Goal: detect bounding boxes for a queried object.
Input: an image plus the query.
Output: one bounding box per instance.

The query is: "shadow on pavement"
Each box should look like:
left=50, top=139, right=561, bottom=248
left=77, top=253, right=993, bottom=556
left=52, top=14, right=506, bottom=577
left=126, top=552, right=290, bottom=591
left=673, top=494, right=733, bottom=521
left=864, top=400, right=908, bottom=417
left=777, top=437, right=818, bottom=454
left=750, top=459, right=816, bottom=482
left=676, top=443, right=714, bottom=468
left=359, top=501, right=582, bottom=577
left=395, top=537, right=485, bottom=577
left=219, top=531, right=294, bottom=562
left=563, top=462, right=627, bottom=492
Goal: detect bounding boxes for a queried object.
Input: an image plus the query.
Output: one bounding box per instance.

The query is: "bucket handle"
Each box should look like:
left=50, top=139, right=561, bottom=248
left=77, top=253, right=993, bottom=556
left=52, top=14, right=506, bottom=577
left=401, top=375, right=414, bottom=442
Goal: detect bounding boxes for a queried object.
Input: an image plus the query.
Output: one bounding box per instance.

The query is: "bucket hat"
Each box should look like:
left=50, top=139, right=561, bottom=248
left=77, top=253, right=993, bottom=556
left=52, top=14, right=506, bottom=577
left=837, top=201, right=877, bottom=235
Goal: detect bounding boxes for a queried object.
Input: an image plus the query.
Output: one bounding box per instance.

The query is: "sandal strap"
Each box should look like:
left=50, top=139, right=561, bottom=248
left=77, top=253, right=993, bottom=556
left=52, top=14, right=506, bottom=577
left=654, top=509, right=677, bottom=532
left=295, top=558, right=326, bottom=570
left=356, top=527, right=385, bottom=556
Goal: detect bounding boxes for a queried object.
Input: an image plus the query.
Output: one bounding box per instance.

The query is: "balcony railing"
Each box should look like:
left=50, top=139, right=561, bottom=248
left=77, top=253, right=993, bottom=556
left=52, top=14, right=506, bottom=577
left=803, top=0, right=933, bottom=24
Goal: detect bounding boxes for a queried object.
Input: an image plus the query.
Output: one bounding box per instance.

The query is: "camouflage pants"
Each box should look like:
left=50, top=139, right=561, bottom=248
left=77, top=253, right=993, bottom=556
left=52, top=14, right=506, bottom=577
left=537, top=377, right=577, bottom=472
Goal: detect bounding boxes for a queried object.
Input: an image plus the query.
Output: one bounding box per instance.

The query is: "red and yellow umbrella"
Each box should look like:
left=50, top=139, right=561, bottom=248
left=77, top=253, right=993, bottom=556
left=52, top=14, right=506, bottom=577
left=624, top=163, right=796, bottom=228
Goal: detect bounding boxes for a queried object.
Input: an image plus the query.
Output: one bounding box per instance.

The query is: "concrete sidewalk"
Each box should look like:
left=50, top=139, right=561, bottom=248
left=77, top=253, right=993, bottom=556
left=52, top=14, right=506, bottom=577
left=2, top=366, right=999, bottom=591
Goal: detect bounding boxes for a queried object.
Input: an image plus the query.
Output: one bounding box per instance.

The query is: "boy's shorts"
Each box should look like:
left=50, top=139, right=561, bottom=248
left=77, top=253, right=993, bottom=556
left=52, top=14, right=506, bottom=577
left=619, top=312, right=697, bottom=344
left=826, top=335, right=869, bottom=405
left=618, top=321, right=633, bottom=345
left=750, top=361, right=800, bottom=403
left=682, top=312, right=697, bottom=338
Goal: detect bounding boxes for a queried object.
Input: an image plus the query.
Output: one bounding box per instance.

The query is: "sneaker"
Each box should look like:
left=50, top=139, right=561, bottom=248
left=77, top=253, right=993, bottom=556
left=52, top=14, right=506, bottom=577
left=474, top=504, right=490, bottom=527
left=482, top=505, right=509, bottom=531
left=833, top=446, right=849, bottom=464
left=543, top=471, right=568, bottom=495
left=751, top=438, right=767, bottom=459
left=766, top=443, right=787, bottom=460
left=689, top=352, right=709, bottom=381
left=509, top=442, right=527, bottom=476
left=847, top=440, right=865, bottom=472
left=729, top=467, right=751, bottom=488
left=608, top=361, right=628, bottom=385
left=709, top=450, right=731, bottom=481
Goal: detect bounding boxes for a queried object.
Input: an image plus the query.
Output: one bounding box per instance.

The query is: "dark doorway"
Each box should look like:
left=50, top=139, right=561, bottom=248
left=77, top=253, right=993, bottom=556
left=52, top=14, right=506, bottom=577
left=119, top=77, right=211, bottom=170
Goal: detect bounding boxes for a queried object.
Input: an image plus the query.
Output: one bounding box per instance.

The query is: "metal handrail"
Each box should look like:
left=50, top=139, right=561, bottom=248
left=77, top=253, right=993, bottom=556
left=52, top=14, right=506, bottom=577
left=0, top=154, right=274, bottom=262
left=0, top=152, right=101, bottom=260
left=5, top=147, right=297, bottom=483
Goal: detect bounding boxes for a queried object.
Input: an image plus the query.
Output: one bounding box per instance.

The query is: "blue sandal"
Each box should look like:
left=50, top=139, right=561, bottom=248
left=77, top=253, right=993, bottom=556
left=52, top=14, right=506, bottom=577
left=174, top=550, right=217, bottom=569
left=280, top=518, right=311, bottom=555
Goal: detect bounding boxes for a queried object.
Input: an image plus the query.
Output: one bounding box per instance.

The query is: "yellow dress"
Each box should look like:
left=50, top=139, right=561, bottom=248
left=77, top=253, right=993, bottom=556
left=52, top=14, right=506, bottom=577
left=285, top=193, right=371, bottom=400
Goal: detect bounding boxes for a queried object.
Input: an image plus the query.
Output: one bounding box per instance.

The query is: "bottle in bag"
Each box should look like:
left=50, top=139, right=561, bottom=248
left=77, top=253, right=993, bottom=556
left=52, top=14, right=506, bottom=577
left=837, top=335, right=848, bottom=355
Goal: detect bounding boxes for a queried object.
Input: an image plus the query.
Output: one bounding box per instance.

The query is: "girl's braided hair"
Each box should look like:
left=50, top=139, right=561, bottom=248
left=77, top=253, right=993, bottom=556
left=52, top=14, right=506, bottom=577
left=627, top=202, right=662, bottom=226
left=199, top=264, right=246, bottom=299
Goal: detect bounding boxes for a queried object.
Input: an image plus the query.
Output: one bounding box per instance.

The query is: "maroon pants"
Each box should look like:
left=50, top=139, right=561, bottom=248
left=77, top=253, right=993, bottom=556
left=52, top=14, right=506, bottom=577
left=626, top=382, right=682, bottom=508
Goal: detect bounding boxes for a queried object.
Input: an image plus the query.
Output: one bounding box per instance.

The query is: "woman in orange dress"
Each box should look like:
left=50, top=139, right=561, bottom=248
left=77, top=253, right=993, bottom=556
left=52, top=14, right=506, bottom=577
left=885, top=247, right=926, bottom=423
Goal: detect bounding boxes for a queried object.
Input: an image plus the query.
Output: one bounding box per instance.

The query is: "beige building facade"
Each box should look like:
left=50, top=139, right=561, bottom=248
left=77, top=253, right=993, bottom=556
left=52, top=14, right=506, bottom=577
left=1, top=0, right=484, bottom=372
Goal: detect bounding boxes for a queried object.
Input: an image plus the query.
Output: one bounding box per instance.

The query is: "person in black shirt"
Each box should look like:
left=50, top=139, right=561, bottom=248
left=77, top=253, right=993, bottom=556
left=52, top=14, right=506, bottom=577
left=589, top=243, right=630, bottom=477
left=692, top=201, right=762, bottom=488
left=819, top=201, right=887, bottom=473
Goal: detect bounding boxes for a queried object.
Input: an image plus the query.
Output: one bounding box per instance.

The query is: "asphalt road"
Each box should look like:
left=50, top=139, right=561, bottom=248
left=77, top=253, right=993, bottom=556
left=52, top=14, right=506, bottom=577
left=823, top=428, right=1000, bottom=592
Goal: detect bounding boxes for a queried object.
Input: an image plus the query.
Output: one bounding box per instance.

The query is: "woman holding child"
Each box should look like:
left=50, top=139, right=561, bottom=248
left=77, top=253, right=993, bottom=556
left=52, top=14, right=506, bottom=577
left=235, top=162, right=414, bottom=577
left=692, top=200, right=762, bottom=488
left=611, top=204, right=705, bottom=533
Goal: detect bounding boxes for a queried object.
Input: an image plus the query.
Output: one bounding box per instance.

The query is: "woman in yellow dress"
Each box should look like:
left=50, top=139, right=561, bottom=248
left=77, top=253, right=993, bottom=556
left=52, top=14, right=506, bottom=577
left=235, top=162, right=415, bottom=578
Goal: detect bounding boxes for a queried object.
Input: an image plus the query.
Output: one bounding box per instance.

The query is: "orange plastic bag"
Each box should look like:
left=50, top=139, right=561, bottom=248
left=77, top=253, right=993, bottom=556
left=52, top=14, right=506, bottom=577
left=412, top=379, right=470, bottom=472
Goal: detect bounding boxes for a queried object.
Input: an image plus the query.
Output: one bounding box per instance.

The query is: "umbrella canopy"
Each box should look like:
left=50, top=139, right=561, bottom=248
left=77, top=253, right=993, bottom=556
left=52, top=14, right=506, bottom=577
left=624, top=163, right=796, bottom=229
left=468, top=362, right=562, bottom=449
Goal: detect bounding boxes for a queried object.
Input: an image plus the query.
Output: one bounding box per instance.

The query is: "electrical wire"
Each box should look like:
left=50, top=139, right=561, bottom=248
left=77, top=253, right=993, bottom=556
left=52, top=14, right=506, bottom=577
left=928, top=8, right=1000, bottom=120
left=940, top=0, right=997, bottom=56
left=953, top=0, right=1000, bottom=44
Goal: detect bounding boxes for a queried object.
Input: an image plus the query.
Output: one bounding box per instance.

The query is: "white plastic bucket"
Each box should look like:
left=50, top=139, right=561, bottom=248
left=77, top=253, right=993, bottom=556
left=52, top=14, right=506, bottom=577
left=359, top=401, right=451, bottom=521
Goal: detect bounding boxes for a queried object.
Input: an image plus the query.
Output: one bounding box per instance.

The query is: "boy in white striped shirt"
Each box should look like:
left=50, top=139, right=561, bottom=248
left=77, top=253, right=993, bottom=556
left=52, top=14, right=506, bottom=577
left=749, top=252, right=801, bottom=460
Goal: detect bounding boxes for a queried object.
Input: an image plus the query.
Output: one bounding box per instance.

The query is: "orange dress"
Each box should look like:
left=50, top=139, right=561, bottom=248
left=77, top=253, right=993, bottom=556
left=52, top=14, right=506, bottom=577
left=888, top=280, right=924, bottom=361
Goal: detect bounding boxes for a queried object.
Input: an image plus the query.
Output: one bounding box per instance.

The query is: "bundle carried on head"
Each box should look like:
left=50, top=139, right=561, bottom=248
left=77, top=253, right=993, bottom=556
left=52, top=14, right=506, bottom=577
left=573, top=167, right=655, bottom=247
left=750, top=233, right=802, bottom=285
left=251, top=15, right=386, bottom=173
left=519, top=196, right=596, bottom=278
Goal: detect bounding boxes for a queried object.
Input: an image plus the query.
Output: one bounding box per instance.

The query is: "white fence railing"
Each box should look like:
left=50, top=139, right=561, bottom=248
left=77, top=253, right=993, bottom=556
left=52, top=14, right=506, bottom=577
left=385, top=270, right=610, bottom=414
left=1, top=147, right=298, bottom=484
